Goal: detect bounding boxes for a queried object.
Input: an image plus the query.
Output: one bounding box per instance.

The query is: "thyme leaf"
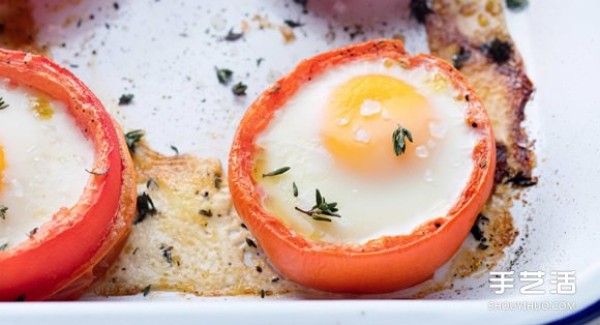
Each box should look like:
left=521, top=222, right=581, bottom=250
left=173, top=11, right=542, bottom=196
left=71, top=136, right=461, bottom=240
left=224, top=29, right=243, bottom=41
left=215, top=67, right=233, bottom=85
left=506, top=0, right=528, bottom=10
left=28, top=227, right=38, bottom=238
left=134, top=192, right=157, bottom=225
left=0, top=205, right=7, bottom=220
left=170, top=145, right=179, bottom=155
left=245, top=238, right=258, bottom=248
left=118, top=93, right=134, bottom=105
left=292, top=182, right=298, bottom=197
left=125, top=129, right=145, bottom=153
left=142, top=285, right=151, bottom=297
left=232, top=82, right=247, bottom=96
left=0, top=97, right=9, bottom=110
left=0, top=243, right=7, bottom=251
left=284, top=19, right=304, bottom=28
left=262, top=166, right=290, bottom=178
left=392, top=124, right=413, bottom=156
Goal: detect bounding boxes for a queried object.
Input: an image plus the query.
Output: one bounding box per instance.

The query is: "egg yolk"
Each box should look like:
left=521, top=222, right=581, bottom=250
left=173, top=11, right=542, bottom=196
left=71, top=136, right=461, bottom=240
left=321, top=74, right=434, bottom=175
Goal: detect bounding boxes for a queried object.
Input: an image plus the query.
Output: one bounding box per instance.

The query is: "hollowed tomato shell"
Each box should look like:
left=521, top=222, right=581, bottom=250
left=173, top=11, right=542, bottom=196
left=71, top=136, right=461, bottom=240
left=0, top=50, right=136, bottom=301
left=228, top=39, right=496, bottom=294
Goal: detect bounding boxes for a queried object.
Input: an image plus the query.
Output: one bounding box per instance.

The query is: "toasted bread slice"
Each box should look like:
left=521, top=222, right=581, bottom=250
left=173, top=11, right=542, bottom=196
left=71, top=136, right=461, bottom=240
left=91, top=143, right=302, bottom=297
left=419, top=0, right=536, bottom=185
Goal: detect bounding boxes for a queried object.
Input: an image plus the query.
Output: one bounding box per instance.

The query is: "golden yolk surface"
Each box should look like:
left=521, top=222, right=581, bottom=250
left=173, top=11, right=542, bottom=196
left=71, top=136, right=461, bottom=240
left=321, top=74, right=434, bottom=175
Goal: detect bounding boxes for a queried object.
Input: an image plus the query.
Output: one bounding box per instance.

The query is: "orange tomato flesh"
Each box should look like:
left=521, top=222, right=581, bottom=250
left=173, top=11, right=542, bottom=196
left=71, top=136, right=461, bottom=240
left=228, top=40, right=496, bottom=294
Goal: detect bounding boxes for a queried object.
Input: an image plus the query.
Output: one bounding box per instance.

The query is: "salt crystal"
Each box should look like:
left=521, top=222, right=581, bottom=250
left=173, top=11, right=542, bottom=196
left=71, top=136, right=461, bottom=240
left=360, top=99, right=381, bottom=116
left=353, top=128, right=370, bottom=143
left=415, top=145, right=429, bottom=158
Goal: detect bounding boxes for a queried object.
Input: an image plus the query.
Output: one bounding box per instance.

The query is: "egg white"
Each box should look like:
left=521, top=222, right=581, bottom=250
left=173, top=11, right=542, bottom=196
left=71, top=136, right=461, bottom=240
left=255, top=59, right=481, bottom=244
left=0, top=79, right=94, bottom=249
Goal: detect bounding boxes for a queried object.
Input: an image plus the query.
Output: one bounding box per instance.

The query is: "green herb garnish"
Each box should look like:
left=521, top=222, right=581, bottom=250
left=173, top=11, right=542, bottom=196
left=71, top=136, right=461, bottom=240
left=142, top=285, right=151, bottom=297
left=292, top=182, right=298, bottom=197
left=215, top=67, right=233, bottom=85
left=284, top=19, right=304, bottom=28
left=392, top=124, right=413, bottom=156
left=294, top=189, right=341, bottom=222
left=245, top=238, right=257, bottom=248
left=0, top=205, right=7, bottom=220
left=262, top=166, right=290, bottom=178
left=170, top=145, right=179, bottom=155
left=134, top=192, right=156, bottom=225
left=0, top=97, right=9, bottom=110
left=224, top=29, right=243, bottom=41
left=125, top=129, right=145, bottom=153
left=0, top=243, right=7, bottom=251
left=232, top=82, right=248, bottom=96
left=118, top=93, right=134, bottom=105
left=506, top=0, right=528, bottom=10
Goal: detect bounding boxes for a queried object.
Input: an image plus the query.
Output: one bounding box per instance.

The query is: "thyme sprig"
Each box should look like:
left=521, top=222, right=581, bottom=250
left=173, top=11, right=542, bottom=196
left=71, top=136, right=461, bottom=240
left=0, top=205, right=6, bottom=220
left=295, top=189, right=341, bottom=222
left=392, top=124, right=413, bottom=156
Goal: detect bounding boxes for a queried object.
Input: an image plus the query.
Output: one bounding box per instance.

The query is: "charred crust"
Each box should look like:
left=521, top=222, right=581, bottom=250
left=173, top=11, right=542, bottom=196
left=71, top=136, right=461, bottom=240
left=505, top=172, right=538, bottom=187
left=494, top=142, right=510, bottom=184
left=483, top=39, right=513, bottom=64
left=471, top=213, right=490, bottom=242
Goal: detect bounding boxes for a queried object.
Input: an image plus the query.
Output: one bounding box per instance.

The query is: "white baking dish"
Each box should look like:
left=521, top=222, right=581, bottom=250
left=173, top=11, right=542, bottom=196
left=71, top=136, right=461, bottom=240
left=1, top=0, right=599, bottom=324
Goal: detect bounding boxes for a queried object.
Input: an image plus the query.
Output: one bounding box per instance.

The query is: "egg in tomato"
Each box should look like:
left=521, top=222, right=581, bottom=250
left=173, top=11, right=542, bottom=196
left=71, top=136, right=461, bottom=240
left=0, top=79, right=94, bottom=250
left=229, top=40, right=495, bottom=293
left=0, top=49, right=136, bottom=301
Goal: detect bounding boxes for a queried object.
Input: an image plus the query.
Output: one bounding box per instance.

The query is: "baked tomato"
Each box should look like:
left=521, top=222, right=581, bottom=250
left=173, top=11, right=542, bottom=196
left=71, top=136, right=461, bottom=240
left=228, top=40, right=495, bottom=294
left=0, top=49, right=136, bottom=301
